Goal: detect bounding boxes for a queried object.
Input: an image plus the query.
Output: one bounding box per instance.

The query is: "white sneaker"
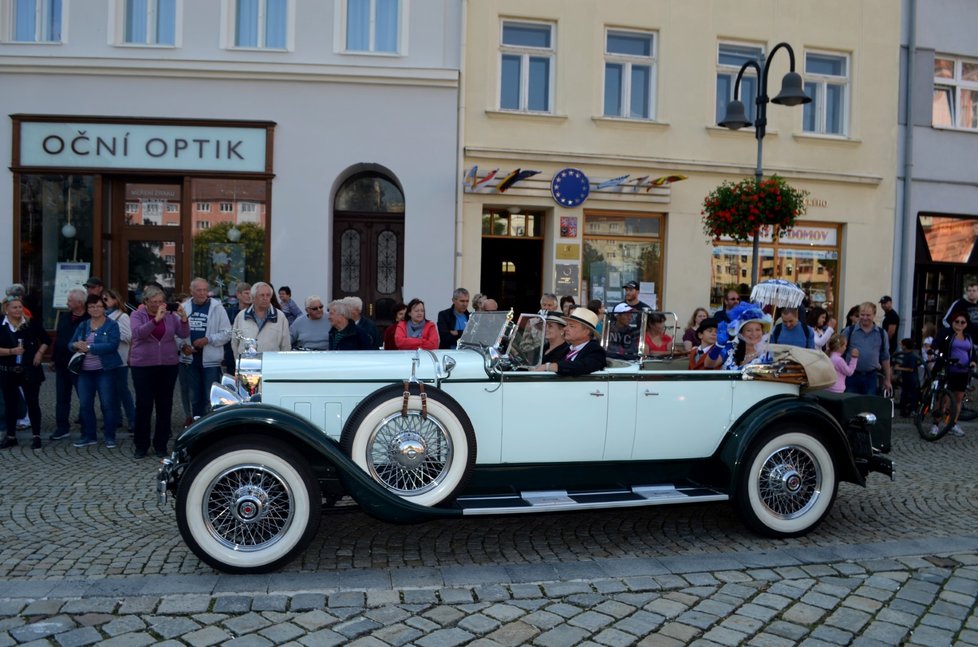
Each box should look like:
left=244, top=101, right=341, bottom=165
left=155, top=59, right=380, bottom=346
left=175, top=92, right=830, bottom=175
left=952, top=424, right=965, bottom=437
left=931, top=424, right=940, bottom=436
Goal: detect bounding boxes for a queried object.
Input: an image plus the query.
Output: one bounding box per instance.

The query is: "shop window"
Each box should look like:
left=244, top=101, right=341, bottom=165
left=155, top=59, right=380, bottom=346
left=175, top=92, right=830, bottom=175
left=919, top=214, right=978, bottom=263
left=803, top=51, right=849, bottom=135
left=583, top=211, right=664, bottom=310
left=716, top=42, right=763, bottom=123
left=481, top=210, right=542, bottom=238
left=120, top=0, right=177, bottom=46
left=4, top=0, right=62, bottom=43
left=190, top=178, right=268, bottom=304
left=344, top=0, right=399, bottom=53
left=710, top=222, right=841, bottom=316
left=18, top=174, right=95, bottom=329
left=500, top=20, right=554, bottom=113
left=604, top=29, right=656, bottom=120
left=230, top=0, right=288, bottom=49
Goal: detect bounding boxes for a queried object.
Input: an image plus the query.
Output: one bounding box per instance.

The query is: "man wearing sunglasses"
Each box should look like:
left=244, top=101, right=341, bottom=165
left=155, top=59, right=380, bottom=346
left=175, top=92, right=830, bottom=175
left=714, top=289, right=742, bottom=325
left=290, top=296, right=331, bottom=350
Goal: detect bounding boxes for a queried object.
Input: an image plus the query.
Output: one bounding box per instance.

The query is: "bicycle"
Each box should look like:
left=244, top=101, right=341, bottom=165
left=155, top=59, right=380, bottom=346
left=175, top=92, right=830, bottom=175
left=914, top=350, right=959, bottom=441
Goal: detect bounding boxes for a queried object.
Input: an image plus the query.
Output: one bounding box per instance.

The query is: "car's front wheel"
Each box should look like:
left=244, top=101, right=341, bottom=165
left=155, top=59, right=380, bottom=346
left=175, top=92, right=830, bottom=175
left=341, top=385, right=476, bottom=507
left=736, top=428, right=837, bottom=538
left=176, top=436, right=321, bottom=573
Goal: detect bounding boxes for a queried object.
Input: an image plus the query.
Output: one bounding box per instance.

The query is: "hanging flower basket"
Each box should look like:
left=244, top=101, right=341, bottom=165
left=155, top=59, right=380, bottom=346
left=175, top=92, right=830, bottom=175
left=702, top=176, right=808, bottom=243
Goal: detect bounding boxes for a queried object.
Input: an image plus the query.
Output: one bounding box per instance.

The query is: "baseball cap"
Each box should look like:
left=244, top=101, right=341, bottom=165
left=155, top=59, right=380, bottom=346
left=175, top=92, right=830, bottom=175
left=83, top=277, right=103, bottom=288
left=623, top=280, right=640, bottom=290
left=612, top=302, right=635, bottom=314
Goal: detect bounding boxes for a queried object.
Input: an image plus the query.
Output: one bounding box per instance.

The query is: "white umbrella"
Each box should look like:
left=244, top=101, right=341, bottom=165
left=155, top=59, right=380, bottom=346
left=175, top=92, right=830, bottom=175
left=750, top=279, right=805, bottom=308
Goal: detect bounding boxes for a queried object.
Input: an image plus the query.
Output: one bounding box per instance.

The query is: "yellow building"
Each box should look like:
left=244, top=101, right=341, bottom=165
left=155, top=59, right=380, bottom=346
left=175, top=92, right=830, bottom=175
left=460, top=0, right=900, bottom=324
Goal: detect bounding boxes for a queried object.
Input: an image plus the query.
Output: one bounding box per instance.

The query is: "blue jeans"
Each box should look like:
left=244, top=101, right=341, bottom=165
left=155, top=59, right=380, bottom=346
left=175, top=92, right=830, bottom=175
left=186, top=364, right=222, bottom=418
left=114, top=366, right=135, bottom=429
left=77, top=368, right=119, bottom=443
left=845, top=371, right=879, bottom=395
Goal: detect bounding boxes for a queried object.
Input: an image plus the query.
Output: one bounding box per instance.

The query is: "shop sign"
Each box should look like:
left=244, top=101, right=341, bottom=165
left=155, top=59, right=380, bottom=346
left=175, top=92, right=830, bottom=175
left=717, top=224, right=837, bottom=246
left=19, top=122, right=267, bottom=172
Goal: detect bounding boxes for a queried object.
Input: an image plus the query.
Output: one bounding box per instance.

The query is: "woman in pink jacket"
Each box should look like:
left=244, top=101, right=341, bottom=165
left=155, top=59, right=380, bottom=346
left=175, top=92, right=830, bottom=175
left=130, top=285, right=190, bottom=459
left=394, top=298, right=440, bottom=351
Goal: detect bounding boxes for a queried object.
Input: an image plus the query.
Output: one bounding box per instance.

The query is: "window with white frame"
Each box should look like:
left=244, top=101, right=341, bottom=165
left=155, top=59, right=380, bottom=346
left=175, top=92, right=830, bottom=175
left=125, top=202, right=139, bottom=214
left=5, top=0, right=62, bottom=42
left=499, top=20, right=554, bottom=113
left=933, top=56, right=978, bottom=130
left=716, top=42, right=764, bottom=124
left=802, top=51, right=849, bottom=136
left=165, top=202, right=179, bottom=212
left=345, top=0, right=399, bottom=53
left=120, top=0, right=176, bottom=45
left=197, top=220, right=210, bottom=229
left=232, top=0, right=287, bottom=49
left=603, top=29, right=656, bottom=119
left=196, top=202, right=211, bottom=212
left=219, top=202, right=234, bottom=212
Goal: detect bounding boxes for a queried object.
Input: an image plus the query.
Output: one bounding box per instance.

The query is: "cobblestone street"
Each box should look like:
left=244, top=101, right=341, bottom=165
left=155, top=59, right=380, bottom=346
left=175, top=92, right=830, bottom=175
left=1, top=377, right=977, bottom=645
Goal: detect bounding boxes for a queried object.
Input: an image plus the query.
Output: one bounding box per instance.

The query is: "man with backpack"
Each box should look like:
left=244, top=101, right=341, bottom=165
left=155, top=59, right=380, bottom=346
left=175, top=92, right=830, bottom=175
left=842, top=301, right=892, bottom=396
left=771, top=307, right=815, bottom=349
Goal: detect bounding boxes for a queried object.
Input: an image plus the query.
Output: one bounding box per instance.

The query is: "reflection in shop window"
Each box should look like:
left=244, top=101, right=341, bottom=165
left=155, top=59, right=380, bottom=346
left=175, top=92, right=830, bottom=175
left=18, top=174, right=95, bottom=329
left=710, top=222, right=840, bottom=316
left=919, top=214, right=978, bottom=263
left=583, top=212, right=663, bottom=310
left=190, top=178, right=268, bottom=305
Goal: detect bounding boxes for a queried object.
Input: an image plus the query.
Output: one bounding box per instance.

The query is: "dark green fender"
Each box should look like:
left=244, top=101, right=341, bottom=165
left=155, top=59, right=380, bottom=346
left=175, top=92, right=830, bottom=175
left=717, top=394, right=865, bottom=486
left=169, top=403, right=463, bottom=524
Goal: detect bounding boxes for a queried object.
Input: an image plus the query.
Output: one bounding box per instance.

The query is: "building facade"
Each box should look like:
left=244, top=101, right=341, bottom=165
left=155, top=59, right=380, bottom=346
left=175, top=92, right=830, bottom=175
left=898, top=0, right=978, bottom=336
left=459, top=0, right=901, bottom=324
left=2, top=0, right=461, bottom=330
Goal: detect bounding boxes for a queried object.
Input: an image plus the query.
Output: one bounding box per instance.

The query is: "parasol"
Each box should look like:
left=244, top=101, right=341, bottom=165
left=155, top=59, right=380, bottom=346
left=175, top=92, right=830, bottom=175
left=750, top=279, right=805, bottom=308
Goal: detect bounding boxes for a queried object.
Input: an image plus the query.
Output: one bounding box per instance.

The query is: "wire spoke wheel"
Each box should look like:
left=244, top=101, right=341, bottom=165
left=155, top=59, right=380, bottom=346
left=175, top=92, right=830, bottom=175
left=368, top=413, right=453, bottom=495
left=204, top=464, right=295, bottom=551
left=755, top=445, right=822, bottom=519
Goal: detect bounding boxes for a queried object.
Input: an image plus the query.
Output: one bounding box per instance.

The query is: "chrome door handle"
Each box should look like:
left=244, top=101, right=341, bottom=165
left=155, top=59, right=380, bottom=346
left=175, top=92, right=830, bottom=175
left=590, top=390, right=605, bottom=397
left=644, top=390, right=659, bottom=396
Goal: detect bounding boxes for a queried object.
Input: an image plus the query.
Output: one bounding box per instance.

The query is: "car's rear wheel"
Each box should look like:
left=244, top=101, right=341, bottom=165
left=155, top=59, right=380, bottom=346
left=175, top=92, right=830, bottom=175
left=736, top=428, right=837, bottom=538
left=341, top=385, right=476, bottom=507
left=176, top=436, right=321, bottom=573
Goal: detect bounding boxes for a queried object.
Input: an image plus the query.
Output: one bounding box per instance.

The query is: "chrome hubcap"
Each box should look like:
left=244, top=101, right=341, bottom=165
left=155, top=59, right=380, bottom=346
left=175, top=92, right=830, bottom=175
left=390, top=432, right=428, bottom=469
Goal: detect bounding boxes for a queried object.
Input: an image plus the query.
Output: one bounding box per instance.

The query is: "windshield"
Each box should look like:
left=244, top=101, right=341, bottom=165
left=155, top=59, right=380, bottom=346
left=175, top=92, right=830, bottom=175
left=506, top=314, right=547, bottom=368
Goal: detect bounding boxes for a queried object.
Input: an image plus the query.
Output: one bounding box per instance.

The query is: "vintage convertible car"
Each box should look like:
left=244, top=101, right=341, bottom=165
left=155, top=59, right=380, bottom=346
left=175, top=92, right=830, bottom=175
left=157, top=311, right=893, bottom=573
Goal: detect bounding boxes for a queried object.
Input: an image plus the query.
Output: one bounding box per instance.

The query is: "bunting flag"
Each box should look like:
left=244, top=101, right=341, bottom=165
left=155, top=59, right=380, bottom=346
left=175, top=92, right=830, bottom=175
left=646, top=174, right=688, bottom=191
left=463, top=165, right=478, bottom=190
left=497, top=169, right=540, bottom=192
left=630, top=175, right=650, bottom=191
left=474, top=168, right=499, bottom=188
left=594, top=174, right=630, bottom=190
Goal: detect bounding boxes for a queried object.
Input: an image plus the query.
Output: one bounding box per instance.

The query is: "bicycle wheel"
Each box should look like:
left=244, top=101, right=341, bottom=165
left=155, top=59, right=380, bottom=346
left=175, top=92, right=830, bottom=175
left=920, top=388, right=955, bottom=442
left=914, top=384, right=934, bottom=439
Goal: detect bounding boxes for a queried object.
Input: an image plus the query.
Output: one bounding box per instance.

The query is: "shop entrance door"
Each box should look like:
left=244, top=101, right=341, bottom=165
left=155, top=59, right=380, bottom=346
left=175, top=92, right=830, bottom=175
left=913, top=263, right=978, bottom=332
left=331, top=214, right=405, bottom=330
left=480, top=237, right=543, bottom=315
left=110, top=179, right=185, bottom=308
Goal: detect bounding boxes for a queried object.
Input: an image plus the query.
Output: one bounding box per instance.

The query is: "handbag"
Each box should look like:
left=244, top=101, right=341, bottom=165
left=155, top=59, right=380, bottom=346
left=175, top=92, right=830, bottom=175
left=68, top=351, right=85, bottom=374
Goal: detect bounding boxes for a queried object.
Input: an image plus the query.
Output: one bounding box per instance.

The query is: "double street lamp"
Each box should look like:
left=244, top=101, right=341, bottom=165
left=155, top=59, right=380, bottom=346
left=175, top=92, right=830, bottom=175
left=718, top=42, right=811, bottom=286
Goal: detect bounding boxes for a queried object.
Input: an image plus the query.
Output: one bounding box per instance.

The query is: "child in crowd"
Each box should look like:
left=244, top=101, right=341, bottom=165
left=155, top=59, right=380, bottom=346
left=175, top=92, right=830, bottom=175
left=921, top=321, right=936, bottom=373
left=688, top=318, right=724, bottom=370
left=894, top=338, right=922, bottom=416
left=826, top=333, right=859, bottom=393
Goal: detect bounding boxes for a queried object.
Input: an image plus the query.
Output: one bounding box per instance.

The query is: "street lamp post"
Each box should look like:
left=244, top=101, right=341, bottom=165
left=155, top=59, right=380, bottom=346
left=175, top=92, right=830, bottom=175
left=719, top=42, right=811, bottom=287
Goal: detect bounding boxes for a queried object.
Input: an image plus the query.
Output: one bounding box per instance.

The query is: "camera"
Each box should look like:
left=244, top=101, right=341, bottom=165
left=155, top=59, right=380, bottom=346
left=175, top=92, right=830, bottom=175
left=166, top=303, right=179, bottom=312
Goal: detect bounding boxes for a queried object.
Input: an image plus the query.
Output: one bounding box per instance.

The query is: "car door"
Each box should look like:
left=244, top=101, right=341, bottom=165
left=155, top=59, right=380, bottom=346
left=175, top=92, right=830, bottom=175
left=629, top=373, right=737, bottom=460
left=499, top=374, right=610, bottom=463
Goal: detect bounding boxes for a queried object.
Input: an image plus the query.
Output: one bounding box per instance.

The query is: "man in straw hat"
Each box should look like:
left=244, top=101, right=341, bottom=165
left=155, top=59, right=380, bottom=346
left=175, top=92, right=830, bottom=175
left=533, top=308, right=606, bottom=376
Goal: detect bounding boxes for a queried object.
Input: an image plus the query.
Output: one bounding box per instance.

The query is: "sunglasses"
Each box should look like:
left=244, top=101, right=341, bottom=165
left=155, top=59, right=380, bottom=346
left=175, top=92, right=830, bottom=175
left=308, top=305, right=324, bottom=311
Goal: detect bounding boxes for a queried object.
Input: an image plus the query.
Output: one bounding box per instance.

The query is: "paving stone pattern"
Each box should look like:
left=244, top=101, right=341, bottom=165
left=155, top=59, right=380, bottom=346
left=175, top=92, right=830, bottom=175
left=1, top=378, right=978, bottom=644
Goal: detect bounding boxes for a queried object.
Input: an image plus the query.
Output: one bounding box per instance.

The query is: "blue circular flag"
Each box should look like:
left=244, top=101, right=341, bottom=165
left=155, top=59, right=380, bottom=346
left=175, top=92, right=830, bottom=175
left=551, top=168, right=590, bottom=207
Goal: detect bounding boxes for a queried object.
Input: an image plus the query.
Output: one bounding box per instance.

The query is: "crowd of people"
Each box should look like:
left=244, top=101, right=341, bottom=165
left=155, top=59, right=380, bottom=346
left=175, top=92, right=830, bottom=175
left=1, top=277, right=975, bottom=454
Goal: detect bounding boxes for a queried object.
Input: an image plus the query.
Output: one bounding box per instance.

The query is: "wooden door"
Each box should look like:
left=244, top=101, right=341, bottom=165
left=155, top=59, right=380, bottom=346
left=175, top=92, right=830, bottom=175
left=332, top=213, right=404, bottom=329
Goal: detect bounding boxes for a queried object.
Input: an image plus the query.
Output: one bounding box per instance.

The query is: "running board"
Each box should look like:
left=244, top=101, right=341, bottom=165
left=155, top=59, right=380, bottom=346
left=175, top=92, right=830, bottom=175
left=456, top=484, right=729, bottom=516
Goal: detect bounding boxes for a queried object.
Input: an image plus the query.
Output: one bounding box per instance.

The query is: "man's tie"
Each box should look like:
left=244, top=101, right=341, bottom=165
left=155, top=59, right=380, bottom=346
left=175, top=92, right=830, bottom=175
left=565, top=347, right=580, bottom=361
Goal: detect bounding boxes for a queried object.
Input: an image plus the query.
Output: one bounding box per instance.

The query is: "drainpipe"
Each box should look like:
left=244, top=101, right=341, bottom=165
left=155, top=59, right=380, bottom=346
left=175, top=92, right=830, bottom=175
left=453, top=0, right=467, bottom=287
left=898, top=0, right=916, bottom=338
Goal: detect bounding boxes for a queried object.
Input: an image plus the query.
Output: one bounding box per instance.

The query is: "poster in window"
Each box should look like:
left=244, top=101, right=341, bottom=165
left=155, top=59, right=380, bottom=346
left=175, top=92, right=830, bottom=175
left=555, top=263, right=580, bottom=300
left=559, top=216, right=578, bottom=238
